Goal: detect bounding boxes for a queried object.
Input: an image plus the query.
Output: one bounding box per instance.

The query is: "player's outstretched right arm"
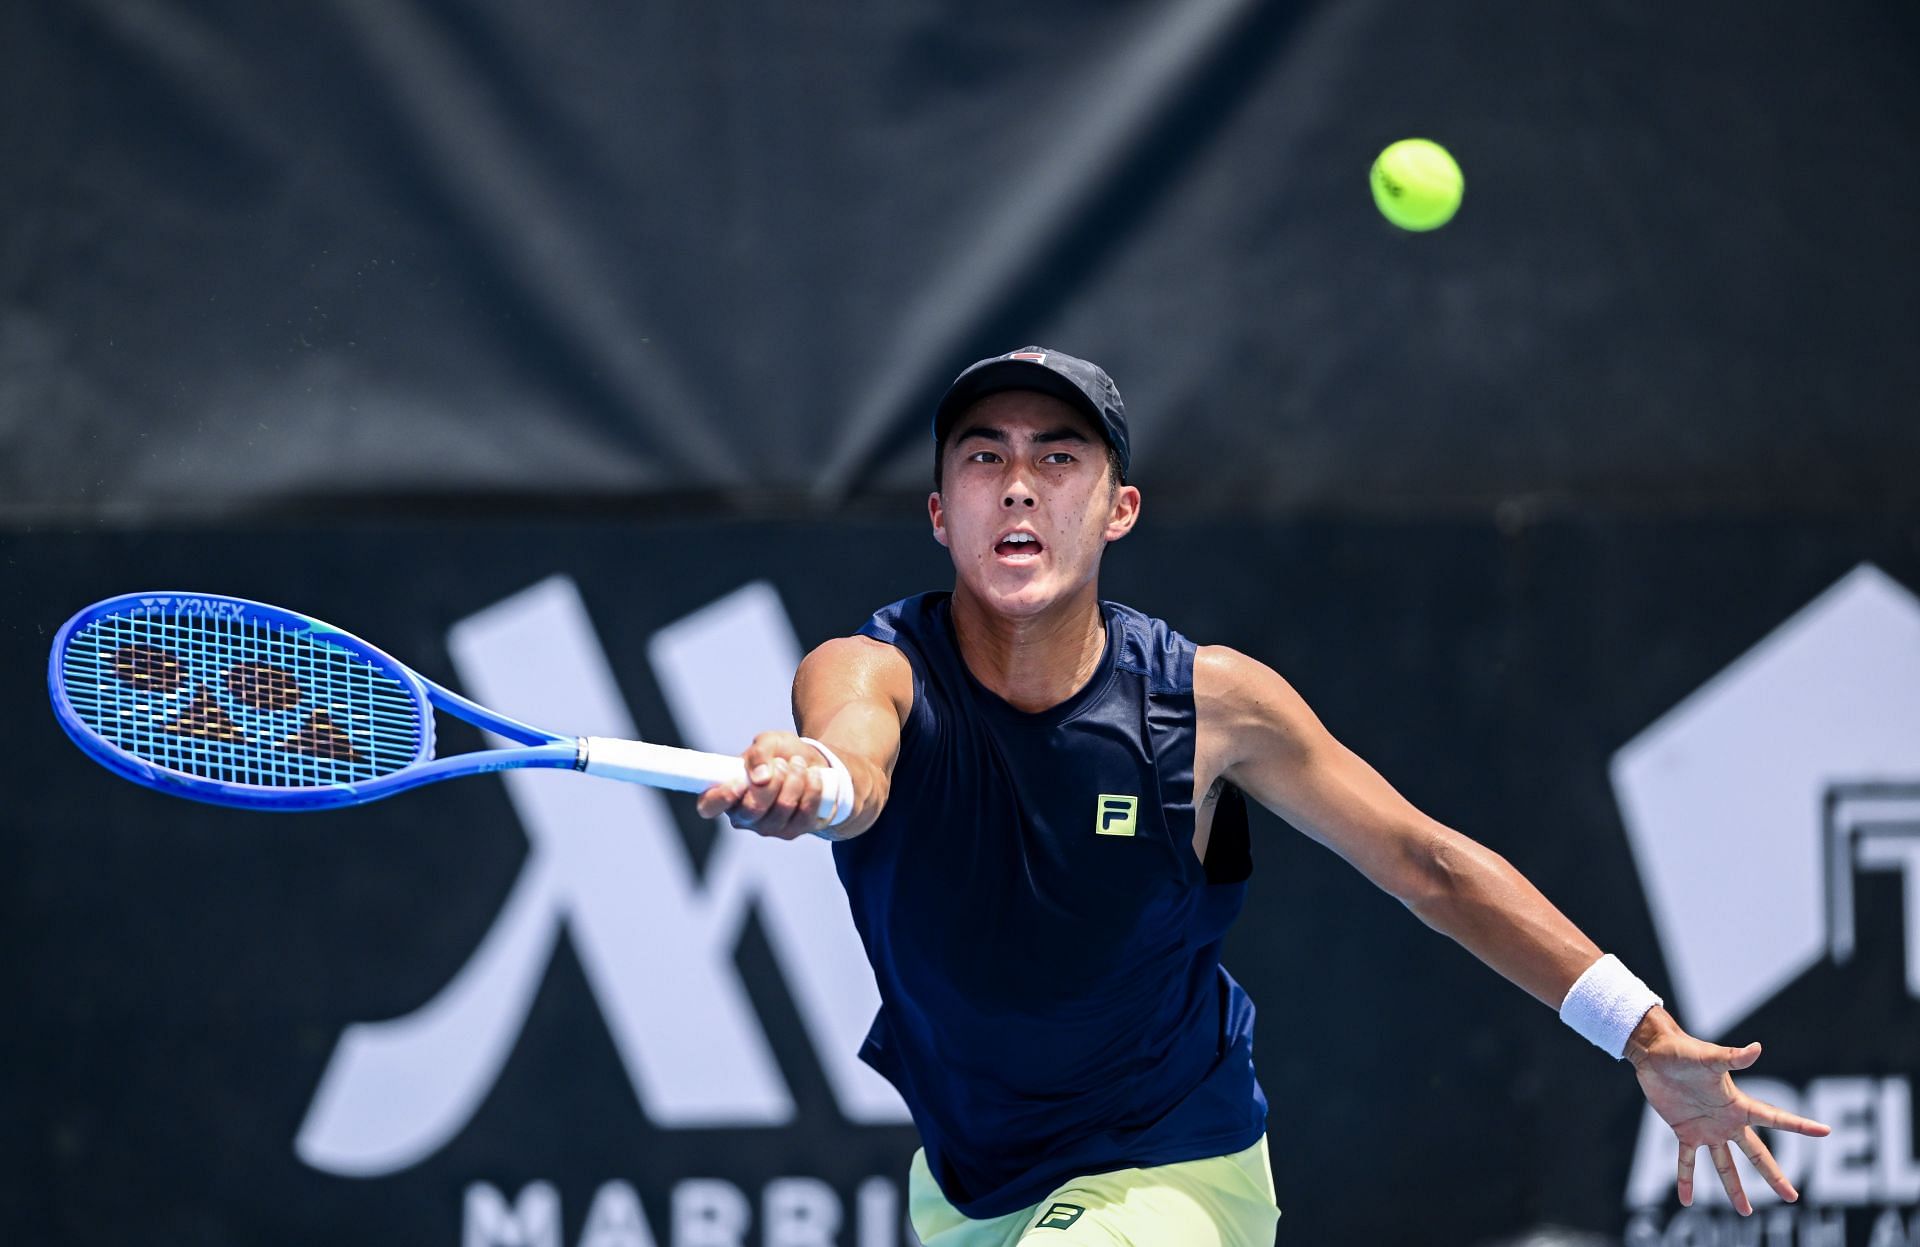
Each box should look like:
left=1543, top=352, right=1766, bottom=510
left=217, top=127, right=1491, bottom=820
left=694, top=635, right=912, bottom=842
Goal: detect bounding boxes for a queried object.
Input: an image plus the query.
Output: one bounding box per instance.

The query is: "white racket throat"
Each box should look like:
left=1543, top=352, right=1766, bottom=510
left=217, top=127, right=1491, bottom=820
left=577, top=736, right=852, bottom=826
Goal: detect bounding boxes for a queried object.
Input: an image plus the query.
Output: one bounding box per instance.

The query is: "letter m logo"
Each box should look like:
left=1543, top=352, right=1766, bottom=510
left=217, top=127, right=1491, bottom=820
left=294, top=577, right=907, bottom=1178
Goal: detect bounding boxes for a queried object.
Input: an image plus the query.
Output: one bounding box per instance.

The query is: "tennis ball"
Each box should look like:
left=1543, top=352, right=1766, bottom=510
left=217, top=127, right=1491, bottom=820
left=1370, top=138, right=1463, bottom=231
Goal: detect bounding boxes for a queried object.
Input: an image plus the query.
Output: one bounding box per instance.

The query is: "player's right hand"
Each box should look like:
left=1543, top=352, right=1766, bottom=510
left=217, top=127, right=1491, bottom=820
left=695, top=731, right=828, bottom=840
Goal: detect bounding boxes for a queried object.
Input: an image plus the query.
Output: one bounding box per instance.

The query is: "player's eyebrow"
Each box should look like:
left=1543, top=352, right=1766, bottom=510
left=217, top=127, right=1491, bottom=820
left=952, top=424, right=1090, bottom=446
left=951, top=424, right=1008, bottom=445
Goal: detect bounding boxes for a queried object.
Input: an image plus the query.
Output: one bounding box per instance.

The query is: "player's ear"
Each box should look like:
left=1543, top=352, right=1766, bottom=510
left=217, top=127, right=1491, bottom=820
left=1102, top=483, right=1141, bottom=544
left=928, top=491, right=950, bottom=548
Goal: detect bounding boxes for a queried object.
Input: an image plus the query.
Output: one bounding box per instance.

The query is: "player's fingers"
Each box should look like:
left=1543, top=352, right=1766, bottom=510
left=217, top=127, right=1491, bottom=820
left=747, top=757, right=792, bottom=826
left=747, top=732, right=801, bottom=771
left=1677, top=1142, right=1696, bottom=1207
left=1744, top=1098, right=1831, bottom=1138
left=696, top=779, right=747, bottom=820
left=739, top=743, right=777, bottom=787
left=1707, top=1142, right=1751, bottom=1216
left=736, top=757, right=787, bottom=822
left=786, top=754, right=824, bottom=831
left=1722, top=1042, right=1762, bottom=1071
left=1738, top=1127, right=1797, bottom=1203
left=764, top=757, right=812, bottom=839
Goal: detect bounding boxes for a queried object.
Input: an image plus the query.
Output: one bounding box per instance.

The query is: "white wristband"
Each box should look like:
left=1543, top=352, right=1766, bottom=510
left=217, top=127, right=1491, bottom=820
left=798, top=736, right=855, bottom=829
left=1559, top=953, right=1662, bottom=1059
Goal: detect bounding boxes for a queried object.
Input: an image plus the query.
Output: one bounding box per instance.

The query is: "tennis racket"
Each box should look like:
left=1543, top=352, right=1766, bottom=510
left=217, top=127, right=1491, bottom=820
left=47, top=590, right=851, bottom=821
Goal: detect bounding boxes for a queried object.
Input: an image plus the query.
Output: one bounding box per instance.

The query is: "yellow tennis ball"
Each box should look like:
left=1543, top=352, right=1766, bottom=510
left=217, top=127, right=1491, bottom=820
left=1370, top=138, right=1463, bottom=231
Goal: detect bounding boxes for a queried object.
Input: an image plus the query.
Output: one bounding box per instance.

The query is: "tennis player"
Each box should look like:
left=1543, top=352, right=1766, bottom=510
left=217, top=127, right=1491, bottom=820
left=697, top=347, right=1830, bottom=1245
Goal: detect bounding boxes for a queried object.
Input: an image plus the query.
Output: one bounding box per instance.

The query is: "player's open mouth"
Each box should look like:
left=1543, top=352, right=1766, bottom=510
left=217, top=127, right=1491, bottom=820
left=993, top=530, right=1044, bottom=563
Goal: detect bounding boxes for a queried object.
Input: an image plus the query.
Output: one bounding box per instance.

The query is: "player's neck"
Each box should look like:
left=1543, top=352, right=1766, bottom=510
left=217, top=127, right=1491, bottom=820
left=948, top=584, right=1106, bottom=714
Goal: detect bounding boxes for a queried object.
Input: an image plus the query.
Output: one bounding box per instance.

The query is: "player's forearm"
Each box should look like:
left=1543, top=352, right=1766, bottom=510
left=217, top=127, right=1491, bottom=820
left=789, top=637, right=909, bottom=840
left=1400, top=827, right=1605, bottom=1011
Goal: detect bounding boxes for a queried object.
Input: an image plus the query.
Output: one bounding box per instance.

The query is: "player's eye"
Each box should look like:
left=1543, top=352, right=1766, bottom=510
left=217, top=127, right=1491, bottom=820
left=1040, top=452, right=1074, bottom=465
left=967, top=450, right=1002, bottom=463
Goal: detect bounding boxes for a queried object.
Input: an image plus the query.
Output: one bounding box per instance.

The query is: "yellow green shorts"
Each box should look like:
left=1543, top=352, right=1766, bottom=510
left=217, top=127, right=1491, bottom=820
left=907, top=1137, right=1281, bottom=1247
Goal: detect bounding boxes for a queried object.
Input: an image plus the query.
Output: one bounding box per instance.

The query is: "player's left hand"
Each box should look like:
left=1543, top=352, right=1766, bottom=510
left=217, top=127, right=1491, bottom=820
left=1626, top=1007, right=1831, bottom=1215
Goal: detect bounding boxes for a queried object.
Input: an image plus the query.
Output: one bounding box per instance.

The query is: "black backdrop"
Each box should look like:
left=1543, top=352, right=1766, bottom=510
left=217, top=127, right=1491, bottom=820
left=3, top=0, right=1918, bottom=517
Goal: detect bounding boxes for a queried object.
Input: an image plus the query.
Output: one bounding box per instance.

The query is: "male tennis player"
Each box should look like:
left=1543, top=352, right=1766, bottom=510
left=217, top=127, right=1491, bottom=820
left=697, top=347, right=1830, bottom=1246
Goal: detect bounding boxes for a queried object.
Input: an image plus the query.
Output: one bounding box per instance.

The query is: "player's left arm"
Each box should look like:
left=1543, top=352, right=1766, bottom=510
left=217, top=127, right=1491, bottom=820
left=1195, top=643, right=1829, bottom=1214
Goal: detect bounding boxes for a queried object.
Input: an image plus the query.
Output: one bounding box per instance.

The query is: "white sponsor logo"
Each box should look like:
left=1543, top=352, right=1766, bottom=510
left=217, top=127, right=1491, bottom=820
left=1611, top=564, right=1920, bottom=1042
left=1611, top=564, right=1920, bottom=1239
left=295, top=577, right=907, bottom=1178
left=461, top=1176, right=904, bottom=1247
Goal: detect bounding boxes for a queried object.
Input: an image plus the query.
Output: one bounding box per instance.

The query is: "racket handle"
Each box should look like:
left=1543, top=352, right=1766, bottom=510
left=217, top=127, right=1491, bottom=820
left=577, top=737, right=852, bottom=826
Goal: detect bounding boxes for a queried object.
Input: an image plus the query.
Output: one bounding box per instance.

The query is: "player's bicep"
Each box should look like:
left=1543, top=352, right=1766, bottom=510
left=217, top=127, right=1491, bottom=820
left=1198, top=645, right=1448, bottom=904
left=791, top=636, right=912, bottom=780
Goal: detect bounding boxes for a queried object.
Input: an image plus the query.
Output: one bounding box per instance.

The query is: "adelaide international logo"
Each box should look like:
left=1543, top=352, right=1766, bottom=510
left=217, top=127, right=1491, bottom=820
left=1611, top=564, right=1920, bottom=1247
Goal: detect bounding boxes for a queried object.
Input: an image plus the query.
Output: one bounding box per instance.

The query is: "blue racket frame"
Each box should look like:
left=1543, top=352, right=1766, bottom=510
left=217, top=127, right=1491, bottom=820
left=48, top=591, right=582, bottom=811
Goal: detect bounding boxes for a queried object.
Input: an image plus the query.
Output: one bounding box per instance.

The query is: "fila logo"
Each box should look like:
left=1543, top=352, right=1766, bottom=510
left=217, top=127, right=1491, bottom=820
left=1034, top=1202, right=1085, bottom=1230
left=294, top=576, right=908, bottom=1178
left=1095, top=794, right=1138, bottom=837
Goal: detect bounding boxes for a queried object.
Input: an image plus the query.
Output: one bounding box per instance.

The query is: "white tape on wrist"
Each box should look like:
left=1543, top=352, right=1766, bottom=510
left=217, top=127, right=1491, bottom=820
left=798, top=736, right=855, bottom=829
left=1559, top=953, right=1662, bottom=1059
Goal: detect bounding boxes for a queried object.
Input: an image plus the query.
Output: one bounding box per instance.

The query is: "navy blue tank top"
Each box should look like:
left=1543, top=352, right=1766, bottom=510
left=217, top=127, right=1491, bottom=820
left=833, top=593, right=1267, bottom=1218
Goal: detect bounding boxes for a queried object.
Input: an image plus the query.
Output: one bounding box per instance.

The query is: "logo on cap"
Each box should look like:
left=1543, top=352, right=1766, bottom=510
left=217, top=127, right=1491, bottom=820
left=1008, top=351, right=1047, bottom=364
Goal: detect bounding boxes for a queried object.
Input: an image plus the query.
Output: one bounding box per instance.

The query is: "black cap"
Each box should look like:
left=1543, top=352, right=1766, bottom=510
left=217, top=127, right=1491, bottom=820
left=932, top=347, right=1129, bottom=481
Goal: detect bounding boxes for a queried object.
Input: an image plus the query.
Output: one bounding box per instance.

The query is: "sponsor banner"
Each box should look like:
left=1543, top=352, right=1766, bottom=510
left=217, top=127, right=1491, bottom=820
left=4, top=518, right=1917, bottom=1245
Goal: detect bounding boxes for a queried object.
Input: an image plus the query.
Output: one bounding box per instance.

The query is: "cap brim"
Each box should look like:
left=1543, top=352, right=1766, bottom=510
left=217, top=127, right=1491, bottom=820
left=932, top=360, right=1107, bottom=443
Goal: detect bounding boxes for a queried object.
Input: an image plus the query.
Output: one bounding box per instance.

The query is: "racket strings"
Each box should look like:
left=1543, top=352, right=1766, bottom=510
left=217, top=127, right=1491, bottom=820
left=60, top=607, right=424, bottom=787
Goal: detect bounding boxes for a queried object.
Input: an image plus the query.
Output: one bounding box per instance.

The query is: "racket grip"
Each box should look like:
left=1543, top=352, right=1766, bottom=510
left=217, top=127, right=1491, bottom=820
left=578, top=737, right=851, bottom=826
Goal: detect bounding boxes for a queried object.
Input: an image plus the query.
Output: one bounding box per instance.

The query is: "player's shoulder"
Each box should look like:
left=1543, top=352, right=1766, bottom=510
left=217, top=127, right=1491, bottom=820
left=1193, top=643, right=1252, bottom=698
left=1192, top=642, right=1263, bottom=676
left=1193, top=644, right=1300, bottom=725
left=802, top=633, right=912, bottom=678
left=798, top=632, right=915, bottom=711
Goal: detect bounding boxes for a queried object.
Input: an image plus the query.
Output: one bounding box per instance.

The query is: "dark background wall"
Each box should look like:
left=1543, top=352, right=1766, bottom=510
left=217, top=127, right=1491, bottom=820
left=4, top=0, right=1917, bottom=517
left=4, top=2, right=1919, bottom=1244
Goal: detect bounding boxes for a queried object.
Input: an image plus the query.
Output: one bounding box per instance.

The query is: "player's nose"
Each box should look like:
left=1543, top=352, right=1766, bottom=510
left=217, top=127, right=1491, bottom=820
left=999, top=455, right=1039, bottom=508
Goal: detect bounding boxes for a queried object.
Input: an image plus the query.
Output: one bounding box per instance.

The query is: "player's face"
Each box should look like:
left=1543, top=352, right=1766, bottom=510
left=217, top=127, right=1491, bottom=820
left=929, top=391, right=1141, bottom=618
